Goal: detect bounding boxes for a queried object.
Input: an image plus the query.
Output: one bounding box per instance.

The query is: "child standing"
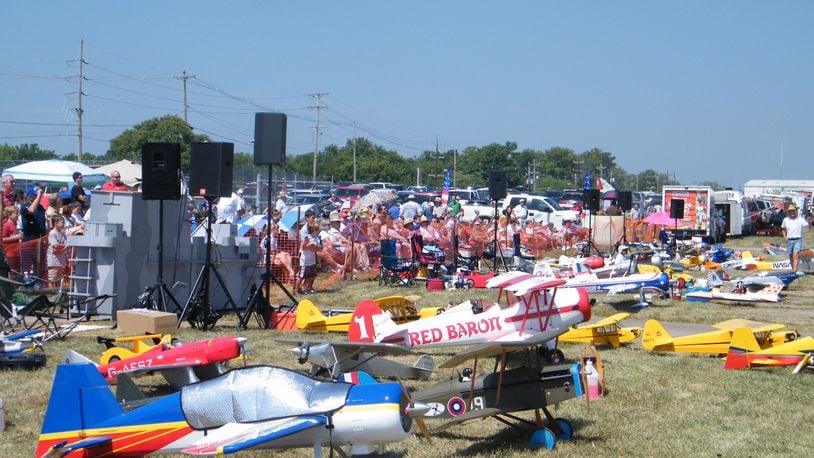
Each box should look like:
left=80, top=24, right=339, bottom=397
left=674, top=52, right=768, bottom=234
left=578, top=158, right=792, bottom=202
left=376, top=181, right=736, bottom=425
left=46, top=216, right=69, bottom=284
left=294, top=222, right=322, bottom=294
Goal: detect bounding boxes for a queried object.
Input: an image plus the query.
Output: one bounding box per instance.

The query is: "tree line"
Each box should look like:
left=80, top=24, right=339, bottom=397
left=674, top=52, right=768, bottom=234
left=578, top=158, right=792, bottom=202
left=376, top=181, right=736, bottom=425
left=2, top=115, right=718, bottom=192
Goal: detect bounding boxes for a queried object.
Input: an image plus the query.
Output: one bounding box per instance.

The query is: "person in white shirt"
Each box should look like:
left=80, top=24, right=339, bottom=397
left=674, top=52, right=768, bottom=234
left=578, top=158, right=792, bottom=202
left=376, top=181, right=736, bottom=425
left=275, top=190, right=287, bottom=213
left=512, top=199, right=528, bottom=228
left=781, top=204, right=809, bottom=273
left=216, top=192, right=239, bottom=224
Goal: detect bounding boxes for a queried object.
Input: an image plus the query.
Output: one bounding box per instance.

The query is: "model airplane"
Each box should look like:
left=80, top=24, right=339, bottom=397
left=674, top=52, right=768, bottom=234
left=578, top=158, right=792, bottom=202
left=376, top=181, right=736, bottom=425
left=60, top=335, right=247, bottom=389
left=736, top=272, right=799, bottom=291
left=684, top=282, right=784, bottom=303
left=279, top=338, right=435, bottom=380
left=559, top=313, right=641, bottom=348
left=704, top=251, right=798, bottom=271
left=349, top=273, right=591, bottom=359
left=296, top=296, right=442, bottom=333
left=36, top=363, right=429, bottom=457
left=642, top=319, right=799, bottom=354
left=97, top=334, right=175, bottom=365
left=412, top=344, right=584, bottom=450
left=0, top=329, right=46, bottom=370
left=724, top=328, right=814, bottom=370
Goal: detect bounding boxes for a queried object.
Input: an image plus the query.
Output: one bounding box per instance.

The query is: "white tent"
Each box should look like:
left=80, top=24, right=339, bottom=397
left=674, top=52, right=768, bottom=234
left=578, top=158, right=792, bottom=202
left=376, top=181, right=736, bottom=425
left=94, top=160, right=142, bottom=187
left=2, top=159, right=106, bottom=187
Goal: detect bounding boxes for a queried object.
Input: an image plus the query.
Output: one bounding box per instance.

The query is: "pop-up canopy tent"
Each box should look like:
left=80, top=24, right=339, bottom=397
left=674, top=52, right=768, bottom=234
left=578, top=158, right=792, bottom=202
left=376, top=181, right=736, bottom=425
left=2, top=159, right=106, bottom=188
left=94, top=160, right=142, bottom=187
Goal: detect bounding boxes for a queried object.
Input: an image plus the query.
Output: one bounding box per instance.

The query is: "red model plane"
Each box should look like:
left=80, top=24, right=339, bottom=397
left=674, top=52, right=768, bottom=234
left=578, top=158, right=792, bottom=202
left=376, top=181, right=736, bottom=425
left=61, top=336, right=247, bottom=389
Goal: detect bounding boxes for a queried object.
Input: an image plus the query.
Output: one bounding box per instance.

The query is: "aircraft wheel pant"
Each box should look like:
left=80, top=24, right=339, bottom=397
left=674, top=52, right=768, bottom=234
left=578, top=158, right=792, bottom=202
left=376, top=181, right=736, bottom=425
left=530, top=427, right=557, bottom=450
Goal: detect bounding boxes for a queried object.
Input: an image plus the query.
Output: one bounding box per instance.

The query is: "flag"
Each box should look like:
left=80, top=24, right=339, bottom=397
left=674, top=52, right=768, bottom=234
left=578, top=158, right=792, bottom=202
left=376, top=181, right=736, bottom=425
left=597, top=177, right=615, bottom=191
left=596, top=177, right=603, bottom=190
left=583, top=170, right=591, bottom=190
left=441, top=168, right=451, bottom=205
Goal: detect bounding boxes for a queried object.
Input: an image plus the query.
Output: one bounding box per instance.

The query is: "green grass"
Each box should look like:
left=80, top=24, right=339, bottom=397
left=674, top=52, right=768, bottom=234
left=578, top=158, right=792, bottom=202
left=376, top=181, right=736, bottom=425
left=1, top=232, right=813, bottom=457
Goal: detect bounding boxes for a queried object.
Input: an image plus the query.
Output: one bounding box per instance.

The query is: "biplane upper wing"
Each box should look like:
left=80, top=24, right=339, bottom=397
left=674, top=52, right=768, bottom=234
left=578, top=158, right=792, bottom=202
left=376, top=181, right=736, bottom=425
left=712, top=319, right=786, bottom=333
left=183, top=416, right=326, bottom=455
left=439, top=343, right=532, bottom=369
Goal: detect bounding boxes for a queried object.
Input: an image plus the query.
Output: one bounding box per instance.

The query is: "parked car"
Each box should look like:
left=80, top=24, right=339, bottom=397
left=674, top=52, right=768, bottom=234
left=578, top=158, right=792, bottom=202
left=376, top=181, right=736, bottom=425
left=502, top=193, right=581, bottom=230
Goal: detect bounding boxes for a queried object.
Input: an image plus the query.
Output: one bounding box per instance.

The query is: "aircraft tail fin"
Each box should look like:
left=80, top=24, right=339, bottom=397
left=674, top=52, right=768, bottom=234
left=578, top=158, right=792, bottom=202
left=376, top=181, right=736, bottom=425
left=58, top=349, right=98, bottom=366
left=349, top=299, right=397, bottom=343
left=642, top=320, right=673, bottom=351
left=295, top=299, right=326, bottom=331
left=339, top=371, right=378, bottom=385
left=39, top=362, right=123, bottom=439
left=724, top=328, right=761, bottom=369
left=413, top=354, right=435, bottom=375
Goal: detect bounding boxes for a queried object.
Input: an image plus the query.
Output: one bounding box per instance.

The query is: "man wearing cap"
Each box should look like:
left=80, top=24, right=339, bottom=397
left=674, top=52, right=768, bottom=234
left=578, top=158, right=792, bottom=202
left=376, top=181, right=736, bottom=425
left=433, top=196, right=447, bottom=219
left=399, top=194, right=422, bottom=221
left=781, top=204, right=808, bottom=273
left=71, top=171, right=88, bottom=213
left=512, top=199, right=529, bottom=228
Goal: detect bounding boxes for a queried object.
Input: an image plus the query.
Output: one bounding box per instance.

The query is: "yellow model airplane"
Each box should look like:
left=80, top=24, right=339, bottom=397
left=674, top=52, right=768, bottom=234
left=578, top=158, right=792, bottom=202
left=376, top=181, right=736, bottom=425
left=725, top=327, right=814, bottom=370
left=559, top=313, right=641, bottom=348
left=642, top=319, right=799, bottom=355
left=296, top=295, right=442, bottom=332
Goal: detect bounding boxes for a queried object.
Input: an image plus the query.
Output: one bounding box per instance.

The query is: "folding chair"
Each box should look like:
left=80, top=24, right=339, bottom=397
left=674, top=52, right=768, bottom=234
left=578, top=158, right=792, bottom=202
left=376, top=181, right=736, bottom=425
left=378, top=239, right=418, bottom=287
left=411, top=235, right=445, bottom=280
left=0, top=274, right=64, bottom=339
left=512, top=233, right=537, bottom=273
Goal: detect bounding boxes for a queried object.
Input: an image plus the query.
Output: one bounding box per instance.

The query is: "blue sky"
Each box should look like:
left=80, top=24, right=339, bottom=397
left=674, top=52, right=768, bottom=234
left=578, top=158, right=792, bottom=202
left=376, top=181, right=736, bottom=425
left=2, top=1, right=812, bottom=188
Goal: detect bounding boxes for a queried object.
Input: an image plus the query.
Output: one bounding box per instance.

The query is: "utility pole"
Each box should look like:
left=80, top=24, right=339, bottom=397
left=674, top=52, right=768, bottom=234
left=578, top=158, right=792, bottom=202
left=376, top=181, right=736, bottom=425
left=434, top=137, right=440, bottom=189
left=175, top=70, right=195, bottom=123
left=527, top=159, right=540, bottom=192
left=309, top=92, right=328, bottom=183
left=352, top=121, right=357, bottom=183
left=76, top=39, right=86, bottom=162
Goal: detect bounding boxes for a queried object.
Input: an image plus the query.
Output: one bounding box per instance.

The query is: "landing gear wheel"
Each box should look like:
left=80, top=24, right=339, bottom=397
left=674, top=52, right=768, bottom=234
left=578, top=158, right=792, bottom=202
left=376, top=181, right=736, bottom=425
left=530, top=427, right=557, bottom=450
left=545, top=349, right=565, bottom=364
left=553, top=418, right=573, bottom=440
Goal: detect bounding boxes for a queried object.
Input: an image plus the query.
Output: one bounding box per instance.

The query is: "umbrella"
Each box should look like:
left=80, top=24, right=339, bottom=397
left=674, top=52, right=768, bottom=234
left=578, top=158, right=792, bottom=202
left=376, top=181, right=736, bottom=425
left=279, top=204, right=315, bottom=232
left=351, top=189, right=397, bottom=213
left=236, top=214, right=269, bottom=237
left=601, top=190, right=619, bottom=200
left=2, top=159, right=106, bottom=187
left=644, top=211, right=681, bottom=226
left=94, top=159, right=142, bottom=186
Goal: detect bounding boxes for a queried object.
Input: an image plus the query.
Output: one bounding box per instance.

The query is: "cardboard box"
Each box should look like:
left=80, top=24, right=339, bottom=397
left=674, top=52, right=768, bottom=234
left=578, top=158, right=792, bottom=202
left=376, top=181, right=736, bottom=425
left=117, top=309, right=177, bottom=334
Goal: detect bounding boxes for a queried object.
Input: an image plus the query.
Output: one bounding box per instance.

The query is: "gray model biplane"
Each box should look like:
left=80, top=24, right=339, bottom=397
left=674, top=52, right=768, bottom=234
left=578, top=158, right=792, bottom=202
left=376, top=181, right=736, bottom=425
left=411, top=342, right=585, bottom=450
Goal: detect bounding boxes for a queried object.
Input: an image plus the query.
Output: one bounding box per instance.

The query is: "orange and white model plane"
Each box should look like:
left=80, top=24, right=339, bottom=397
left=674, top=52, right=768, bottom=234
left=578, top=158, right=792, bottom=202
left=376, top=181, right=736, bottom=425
left=642, top=319, right=799, bottom=355
left=725, top=328, right=814, bottom=370
left=349, top=272, right=591, bottom=361
left=559, top=313, right=641, bottom=348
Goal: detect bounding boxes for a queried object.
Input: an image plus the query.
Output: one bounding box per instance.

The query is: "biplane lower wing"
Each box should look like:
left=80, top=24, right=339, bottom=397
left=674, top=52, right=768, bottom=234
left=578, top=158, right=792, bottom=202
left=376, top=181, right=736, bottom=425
left=432, top=407, right=504, bottom=431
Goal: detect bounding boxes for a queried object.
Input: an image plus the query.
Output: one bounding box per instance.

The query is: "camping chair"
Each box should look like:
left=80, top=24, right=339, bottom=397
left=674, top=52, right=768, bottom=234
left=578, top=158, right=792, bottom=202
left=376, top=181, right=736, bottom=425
left=411, top=235, right=445, bottom=280
left=379, top=239, right=418, bottom=287
left=512, top=233, right=537, bottom=273
left=0, top=274, right=67, bottom=338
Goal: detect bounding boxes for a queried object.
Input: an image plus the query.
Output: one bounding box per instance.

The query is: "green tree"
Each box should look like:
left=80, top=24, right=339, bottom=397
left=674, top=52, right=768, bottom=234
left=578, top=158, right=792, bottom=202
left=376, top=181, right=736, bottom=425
left=540, top=147, right=578, bottom=185
left=0, top=143, right=58, bottom=161
left=579, top=148, right=617, bottom=179
left=458, top=142, right=517, bottom=187
left=108, top=115, right=209, bottom=166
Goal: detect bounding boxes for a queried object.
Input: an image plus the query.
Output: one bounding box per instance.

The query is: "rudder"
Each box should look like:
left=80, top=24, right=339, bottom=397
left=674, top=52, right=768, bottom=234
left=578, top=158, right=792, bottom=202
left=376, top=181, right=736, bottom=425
left=295, top=299, right=325, bottom=331
left=642, top=320, right=672, bottom=351
left=349, top=299, right=394, bottom=343
left=724, top=328, right=761, bottom=369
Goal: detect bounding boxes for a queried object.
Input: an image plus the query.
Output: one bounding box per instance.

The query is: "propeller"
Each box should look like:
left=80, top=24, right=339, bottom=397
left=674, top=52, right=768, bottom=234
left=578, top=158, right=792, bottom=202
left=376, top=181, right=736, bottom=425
left=236, top=337, right=249, bottom=367
left=292, top=343, right=310, bottom=364
left=397, top=379, right=432, bottom=442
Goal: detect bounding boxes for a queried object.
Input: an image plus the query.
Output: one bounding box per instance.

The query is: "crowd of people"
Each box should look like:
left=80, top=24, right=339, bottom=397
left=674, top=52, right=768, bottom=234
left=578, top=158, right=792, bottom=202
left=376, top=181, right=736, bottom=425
left=0, top=171, right=127, bottom=285
left=241, top=190, right=589, bottom=295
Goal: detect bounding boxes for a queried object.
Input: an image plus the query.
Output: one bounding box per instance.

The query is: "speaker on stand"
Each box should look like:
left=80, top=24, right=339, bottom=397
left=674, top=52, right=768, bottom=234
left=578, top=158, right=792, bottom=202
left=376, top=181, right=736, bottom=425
left=669, top=199, right=685, bottom=256
left=179, top=142, right=241, bottom=330
left=614, top=191, right=633, bottom=254
left=486, top=170, right=508, bottom=273
left=239, top=113, right=296, bottom=330
left=140, top=143, right=183, bottom=315
left=581, top=189, right=602, bottom=256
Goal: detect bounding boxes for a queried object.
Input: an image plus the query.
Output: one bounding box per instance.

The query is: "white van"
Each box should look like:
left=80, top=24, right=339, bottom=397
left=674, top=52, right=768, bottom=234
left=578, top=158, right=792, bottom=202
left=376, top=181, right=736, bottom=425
left=713, top=190, right=754, bottom=237
left=501, top=193, right=581, bottom=230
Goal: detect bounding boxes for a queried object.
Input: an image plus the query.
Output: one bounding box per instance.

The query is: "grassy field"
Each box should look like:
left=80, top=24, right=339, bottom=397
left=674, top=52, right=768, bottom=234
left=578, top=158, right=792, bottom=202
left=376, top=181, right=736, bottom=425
left=1, top=232, right=813, bottom=457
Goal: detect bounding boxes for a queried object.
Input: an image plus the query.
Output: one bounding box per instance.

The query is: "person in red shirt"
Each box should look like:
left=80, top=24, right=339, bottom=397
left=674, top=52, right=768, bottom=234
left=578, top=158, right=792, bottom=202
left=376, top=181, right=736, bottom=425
left=101, top=171, right=127, bottom=191
left=2, top=207, right=22, bottom=244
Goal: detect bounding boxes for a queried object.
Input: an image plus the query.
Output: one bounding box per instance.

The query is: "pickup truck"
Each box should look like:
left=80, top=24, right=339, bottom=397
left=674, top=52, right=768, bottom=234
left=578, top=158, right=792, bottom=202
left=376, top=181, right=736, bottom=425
left=500, top=193, right=581, bottom=230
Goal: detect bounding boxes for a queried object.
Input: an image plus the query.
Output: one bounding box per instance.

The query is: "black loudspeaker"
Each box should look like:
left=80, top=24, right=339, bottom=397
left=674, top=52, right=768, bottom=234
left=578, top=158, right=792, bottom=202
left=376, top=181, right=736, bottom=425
left=583, top=189, right=601, bottom=212
left=254, top=112, right=287, bottom=166
left=189, top=142, right=234, bottom=198
left=487, top=170, right=507, bottom=200
left=141, top=142, right=181, bottom=200
left=670, top=199, right=685, bottom=219
left=619, top=191, right=633, bottom=211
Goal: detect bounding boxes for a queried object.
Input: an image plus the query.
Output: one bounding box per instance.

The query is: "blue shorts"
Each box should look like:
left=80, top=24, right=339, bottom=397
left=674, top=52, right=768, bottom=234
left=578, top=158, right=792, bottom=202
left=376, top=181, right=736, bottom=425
left=787, top=238, right=803, bottom=254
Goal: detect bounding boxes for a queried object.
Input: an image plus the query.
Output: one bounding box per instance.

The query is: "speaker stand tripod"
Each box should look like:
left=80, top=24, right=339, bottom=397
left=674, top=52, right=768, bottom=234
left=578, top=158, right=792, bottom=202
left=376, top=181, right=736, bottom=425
left=239, top=165, right=298, bottom=329
left=146, top=200, right=183, bottom=313
left=581, top=210, right=603, bottom=257
left=178, top=198, right=243, bottom=330
left=613, top=212, right=629, bottom=256
left=488, top=200, right=509, bottom=273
